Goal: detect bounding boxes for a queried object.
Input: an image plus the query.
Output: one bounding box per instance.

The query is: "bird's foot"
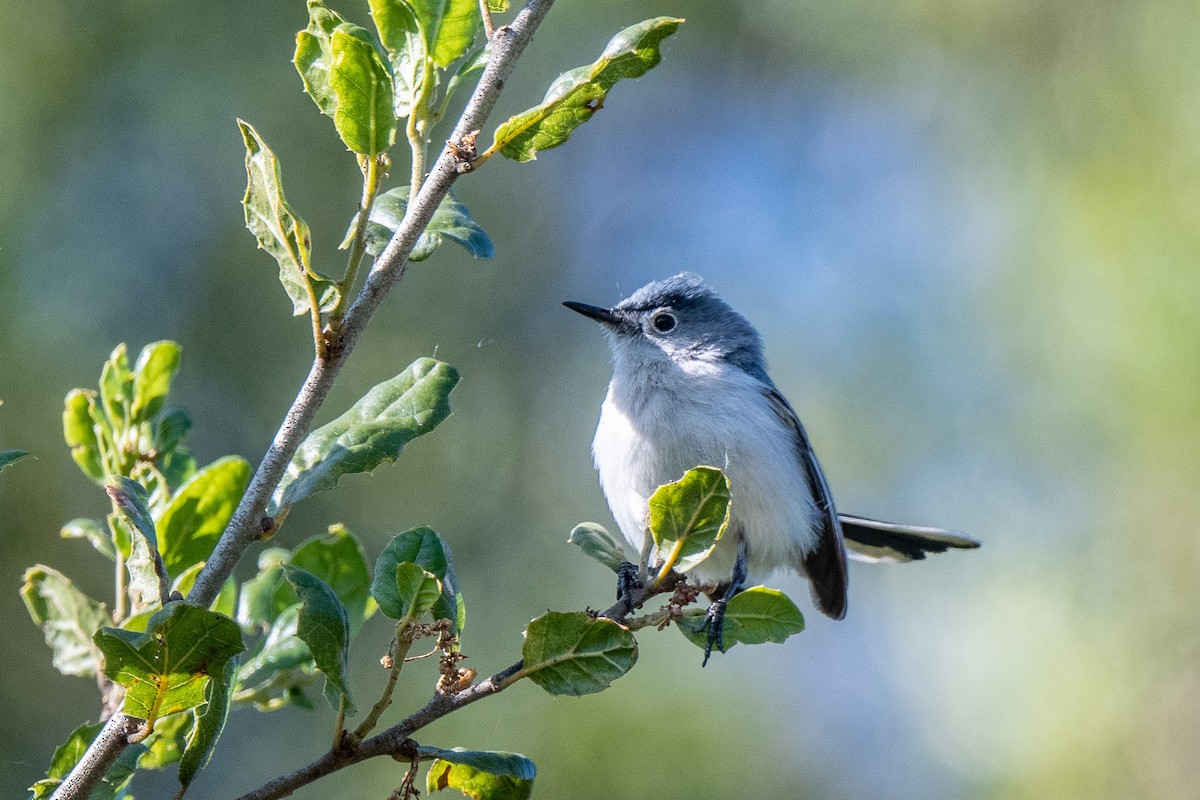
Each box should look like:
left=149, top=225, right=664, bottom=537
left=616, top=561, right=642, bottom=611
left=700, top=597, right=728, bottom=667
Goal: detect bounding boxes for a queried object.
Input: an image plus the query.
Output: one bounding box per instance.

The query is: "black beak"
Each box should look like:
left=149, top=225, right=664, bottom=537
left=563, top=301, right=621, bottom=327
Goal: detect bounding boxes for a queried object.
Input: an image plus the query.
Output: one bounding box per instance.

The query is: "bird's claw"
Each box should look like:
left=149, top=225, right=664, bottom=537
left=700, top=597, right=728, bottom=666
left=616, top=561, right=642, bottom=610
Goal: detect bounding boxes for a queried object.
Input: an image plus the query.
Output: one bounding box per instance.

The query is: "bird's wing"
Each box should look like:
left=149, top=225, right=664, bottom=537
left=764, top=388, right=848, bottom=620
left=839, top=515, right=980, bottom=563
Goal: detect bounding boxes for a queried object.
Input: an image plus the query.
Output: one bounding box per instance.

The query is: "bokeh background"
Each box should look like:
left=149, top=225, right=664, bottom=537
left=3, top=0, right=1199, bottom=798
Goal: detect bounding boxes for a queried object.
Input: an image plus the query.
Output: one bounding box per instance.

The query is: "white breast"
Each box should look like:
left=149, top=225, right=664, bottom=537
left=592, top=357, right=818, bottom=585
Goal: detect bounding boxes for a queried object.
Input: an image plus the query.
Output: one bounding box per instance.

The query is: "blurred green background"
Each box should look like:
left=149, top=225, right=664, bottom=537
left=3, top=0, right=1198, bottom=797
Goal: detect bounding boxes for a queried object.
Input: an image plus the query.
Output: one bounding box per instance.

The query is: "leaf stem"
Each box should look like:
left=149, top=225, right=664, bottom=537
left=332, top=154, right=386, bottom=324
left=479, top=0, right=496, bottom=40
left=352, top=621, right=415, bottom=741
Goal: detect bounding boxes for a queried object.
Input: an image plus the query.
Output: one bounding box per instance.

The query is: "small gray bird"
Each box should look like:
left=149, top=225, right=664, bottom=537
left=565, top=273, right=978, bottom=658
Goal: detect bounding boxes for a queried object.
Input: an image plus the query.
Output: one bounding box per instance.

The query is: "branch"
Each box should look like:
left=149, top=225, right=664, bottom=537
left=234, top=578, right=672, bottom=800
left=50, top=2, right=557, bottom=798
left=48, top=714, right=142, bottom=800
left=236, top=662, right=525, bottom=800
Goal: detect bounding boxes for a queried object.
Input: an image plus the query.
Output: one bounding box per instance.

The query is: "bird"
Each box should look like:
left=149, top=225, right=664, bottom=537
left=564, top=273, right=978, bottom=661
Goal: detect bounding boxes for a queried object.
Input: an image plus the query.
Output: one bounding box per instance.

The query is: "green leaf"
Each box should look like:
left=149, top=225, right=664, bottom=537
left=233, top=604, right=321, bottom=711
left=281, top=565, right=355, bottom=714
left=368, top=0, right=427, bottom=119
left=171, top=564, right=238, bottom=619
left=372, top=526, right=464, bottom=633
left=425, top=747, right=535, bottom=800
left=440, top=40, right=488, bottom=112
left=412, top=0, right=481, bottom=68
left=21, top=565, right=110, bottom=677
left=0, top=448, right=30, bottom=472
left=567, top=522, right=627, bottom=572
left=290, top=524, right=376, bottom=634
left=379, top=562, right=441, bottom=620
left=520, top=611, right=637, bottom=696
left=60, top=517, right=116, bottom=560
left=355, top=186, right=494, bottom=261
left=295, top=2, right=396, bottom=155
left=107, top=476, right=171, bottom=608
left=154, top=407, right=192, bottom=458
left=675, top=586, right=805, bottom=651
left=648, top=466, right=730, bottom=573
left=139, top=710, right=192, bottom=769
left=95, top=602, right=245, bottom=722
left=238, top=118, right=339, bottom=317
left=131, top=340, right=181, bottom=423
left=329, top=24, right=397, bottom=156
left=236, top=549, right=291, bottom=632
left=271, top=358, right=459, bottom=512
left=486, top=0, right=509, bottom=11
left=179, top=654, right=237, bottom=790
left=28, top=722, right=147, bottom=800
left=492, top=17, right=683, bottom=162
left=63, top=389, right=105, bottom=482
left=98, top=343, right=133, bottom=432
left=156, top=456, right=252, bottom=576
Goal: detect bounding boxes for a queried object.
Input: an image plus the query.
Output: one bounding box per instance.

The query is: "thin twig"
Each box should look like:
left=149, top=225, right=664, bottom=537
left=49, top=3, right=558, bottom=798
left=234, top=575, right=670, bottom=800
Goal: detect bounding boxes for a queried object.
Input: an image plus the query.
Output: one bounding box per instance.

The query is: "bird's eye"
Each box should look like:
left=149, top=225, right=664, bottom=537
left=651, top=311, right=676, bottom=333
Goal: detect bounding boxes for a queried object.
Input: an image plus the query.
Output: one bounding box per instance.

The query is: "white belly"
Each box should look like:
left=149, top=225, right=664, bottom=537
left=592, top=367, right=818, bottom=584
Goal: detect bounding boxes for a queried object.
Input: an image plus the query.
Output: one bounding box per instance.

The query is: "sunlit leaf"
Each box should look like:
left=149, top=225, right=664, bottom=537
left=60, top=517, right=115, bottom=560
left=139, top=711, right=191, bottom=770
left=675, top=586, right=805, bottom=651
left=95, top=602, right=245, bottom=722
left=156, top=456, right=251, bottom=576
left=411, top=0, right=481, bottom=68
left=236, top=549, right=291, bottom=632
left=295, top=2, right=396, bottom=155
left=329, top=24, right=397, bottom=155
left=131, top=340, right=181, bottom=423
left=354, top=186, right=493, bottom=262
left=238, top=118, right=339, bottom=316
left=486, top=0, right=509, bottom=11
left=520, top=611, right=636, bottom=696
left=281, top=565, right=354, bottom=713
left=491, top=17, right=683, bottom=162
left=648, top=466, right=730, bottom=573
left=98, top=343, right=133, bottom=432
left=425, top=747, right=535, bottom=800
left=107, top=476, right=170, bottom=608
left=63, top=389, right=105, bottom=482
left=271, top=358, right=459, bottom=512
left=368, top=0, right=427, bottom=118
left=21, top=566, right=110, bottom=677
left=567, top=522, right=627, bottom=573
